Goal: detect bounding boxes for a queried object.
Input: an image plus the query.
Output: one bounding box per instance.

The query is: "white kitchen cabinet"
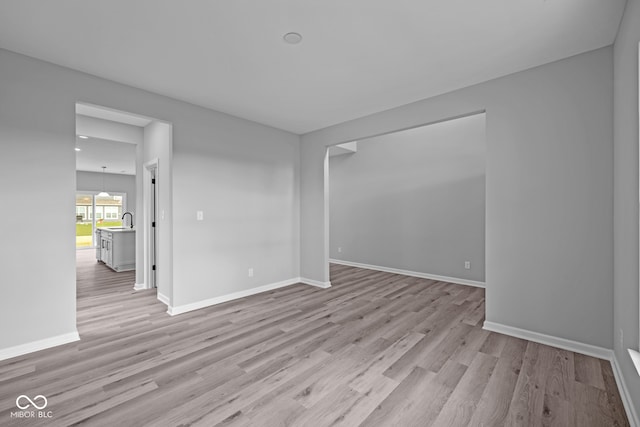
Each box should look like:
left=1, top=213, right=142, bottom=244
left=95, top=229, right=102, bottom=261
left=96, top=228, right=135, bottom=272
left=101, top=234, right=112, bottom=266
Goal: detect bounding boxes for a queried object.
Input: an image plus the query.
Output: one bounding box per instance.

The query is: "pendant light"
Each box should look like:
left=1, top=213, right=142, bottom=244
left=98, top=166, right=110, bottom=197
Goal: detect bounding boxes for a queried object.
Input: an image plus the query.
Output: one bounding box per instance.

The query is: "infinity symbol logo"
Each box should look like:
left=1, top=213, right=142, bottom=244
left=16, top=395, right=48, bottom=410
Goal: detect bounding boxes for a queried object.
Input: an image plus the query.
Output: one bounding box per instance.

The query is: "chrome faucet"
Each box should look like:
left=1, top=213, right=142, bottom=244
left=122, top=212, right=134, bottom=228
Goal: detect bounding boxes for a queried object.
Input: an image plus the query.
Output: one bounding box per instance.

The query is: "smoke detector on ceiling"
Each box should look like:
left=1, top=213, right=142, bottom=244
left=283, top=32, right=302, bottom=45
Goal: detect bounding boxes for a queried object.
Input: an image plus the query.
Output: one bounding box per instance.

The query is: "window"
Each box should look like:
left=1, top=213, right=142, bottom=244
left=76, top=192, right=127, bottom=248
left=104, top=206, right=120, bottom=219
left=75, top=206, right=86, bottom=220
left=75, top=193, right=93, bottom=248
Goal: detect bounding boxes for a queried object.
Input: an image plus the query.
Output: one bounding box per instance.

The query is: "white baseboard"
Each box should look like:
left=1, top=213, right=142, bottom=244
left=167, top=277, right=302, bottom=316
left=330, top=258, right=485, bottom=288
left=157, top=292, right=170, bottom=306
left=482, top=321, right=612, bottom=360
left=133, top=282, right=146, bottom=291
left=0, top=331, right=80, bottom=362
left=300, top=277, right=332, bottom=289
left=611, top=352, right=640, bottom=427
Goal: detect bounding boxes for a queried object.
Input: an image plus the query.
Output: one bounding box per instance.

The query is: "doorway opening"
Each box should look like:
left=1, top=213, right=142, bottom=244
left=75, top=102, right=173, bottom=310
left=325, top=111, right=487, bottom=288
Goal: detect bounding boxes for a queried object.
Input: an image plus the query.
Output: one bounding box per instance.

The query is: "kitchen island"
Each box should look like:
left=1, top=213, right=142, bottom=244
left=95, top=227, right=135, bottom=272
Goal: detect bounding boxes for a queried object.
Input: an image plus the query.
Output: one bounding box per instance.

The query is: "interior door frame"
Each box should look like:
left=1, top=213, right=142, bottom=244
left=143, top=158, right=158, bottom=290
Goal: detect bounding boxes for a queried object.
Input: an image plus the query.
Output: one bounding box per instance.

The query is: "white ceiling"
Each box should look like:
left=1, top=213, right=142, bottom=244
left=75, top=105, right=145, bottom=175
left=0, top=1, right=626, bottom=134
left=75, top=137, right=137, bottom=176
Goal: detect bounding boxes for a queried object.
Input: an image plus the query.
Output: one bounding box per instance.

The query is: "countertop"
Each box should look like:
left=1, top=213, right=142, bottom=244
left=96, top=227, right=136, bottom=233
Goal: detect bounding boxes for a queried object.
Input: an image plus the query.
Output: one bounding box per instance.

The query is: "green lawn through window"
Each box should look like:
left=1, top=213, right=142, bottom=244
left=76, top=221, right=123, bottom=236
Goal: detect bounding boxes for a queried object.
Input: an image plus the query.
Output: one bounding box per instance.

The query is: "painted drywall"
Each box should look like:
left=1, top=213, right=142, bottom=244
left=329, top=113, right=485, bottom=282
left=135, top=141, right=145, bottom=289
left=170, top=116, right=300, bottom=307
left=302, top=46, right=614, bottom=349
left=0, top=48, right=300, bottom=354
left=76, top=171, right=137, bottom=218
left=613, top=0, right=640, bottom=418
left=0, top=110, right=77, bottom=350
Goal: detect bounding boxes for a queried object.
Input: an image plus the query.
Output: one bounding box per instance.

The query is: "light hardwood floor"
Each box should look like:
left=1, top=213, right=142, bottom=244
left=0, top=250, right=629, bottom=426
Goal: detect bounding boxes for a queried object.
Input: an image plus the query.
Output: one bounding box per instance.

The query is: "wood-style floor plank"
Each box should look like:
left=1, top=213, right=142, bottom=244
left=0, top=251, right=629, bottom=426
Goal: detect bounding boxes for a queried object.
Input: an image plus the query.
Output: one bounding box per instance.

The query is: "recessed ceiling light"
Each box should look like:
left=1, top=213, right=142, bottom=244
left=75, top=147, right=81, bottom=152
left=78, top=135, right=89, bottom=139
left=283, top=32, right=302, bottom=45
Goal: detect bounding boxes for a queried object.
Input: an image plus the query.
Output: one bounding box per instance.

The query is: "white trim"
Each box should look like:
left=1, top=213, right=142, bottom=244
left=629, top=349, right=640, bottom=377
left=300, top=277, right=332, bottom=289
left=613, top=352, right=640, bottom=427
left=323, top=149, right=331, bottom=284
left=167, top=278, right=302, bottom=316
left=483, top=321, right=612, bottom=360
left=143, top=159, right=158, bottom=292
left=0, top=331, right=80, bottom=362
left=330, top=258, right=485, bottom=288
left=157, top=292, right=170, bottom=307
left=133, top=282, right=146, bottom=291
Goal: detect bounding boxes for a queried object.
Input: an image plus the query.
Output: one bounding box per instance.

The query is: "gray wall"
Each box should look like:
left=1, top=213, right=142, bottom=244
left=0, top=48, right=300, bottom=352
left=0, top=99, right=77, bottom=349
left=329, top=113, right=485, bottom=282
left=302, top=46, right=614, bottom=349
left=613, top=0, right=640, bottom=418
left=142, top=121, right=173, bottom=300
left=170, top=114, right=300, bottom=307
left=76, top=171, right=137, bottom=218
